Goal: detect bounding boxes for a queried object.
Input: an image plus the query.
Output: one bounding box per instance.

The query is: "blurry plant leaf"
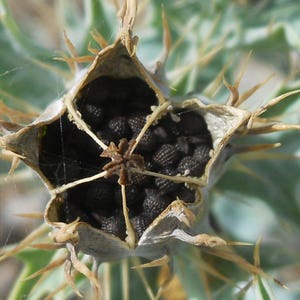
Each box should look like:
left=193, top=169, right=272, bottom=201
left=174, top=250, right=208, bottom=300
left=8, top=248, right=55, bottom=300
left=256, top=277, right=275, bottom=300
left=0, top=24, right=65, bottom=110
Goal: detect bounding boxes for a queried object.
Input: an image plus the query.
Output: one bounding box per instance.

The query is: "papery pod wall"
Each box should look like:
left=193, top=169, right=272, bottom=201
left=1, top=1, right=300, bottom=299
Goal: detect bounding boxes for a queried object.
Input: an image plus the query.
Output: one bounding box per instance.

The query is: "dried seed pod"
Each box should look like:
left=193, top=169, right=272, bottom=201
left=39, top=154, right=81, bottom=186
left=63, top=189, right=103, bottom=230
left=1, top=1, right=296, bottom=273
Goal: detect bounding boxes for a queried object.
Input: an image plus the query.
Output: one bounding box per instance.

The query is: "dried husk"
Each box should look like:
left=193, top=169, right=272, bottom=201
left=0, top=31, right=249, bottom=262
left=1, top=0, right=299, bottom=267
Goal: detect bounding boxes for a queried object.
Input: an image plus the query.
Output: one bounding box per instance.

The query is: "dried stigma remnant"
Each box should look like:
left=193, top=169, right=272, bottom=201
left=1, top=0, right=300, bottom=296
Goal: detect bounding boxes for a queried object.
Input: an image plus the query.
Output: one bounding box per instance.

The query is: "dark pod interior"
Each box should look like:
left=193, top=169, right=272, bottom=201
left=39, top=77, right=213, bottom=240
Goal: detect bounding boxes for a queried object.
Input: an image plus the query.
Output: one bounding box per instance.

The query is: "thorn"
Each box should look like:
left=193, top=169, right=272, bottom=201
left=131, top=255, right=169, bottom=269
left=255, top=89, right=300, bottom=116
left=54, top=55, right=94, bottom=63
left=23, top=254, right=67, bottom=281
left=234, top=143, right=281, bottom=154
left=226, top=241, right=253, bottom=246
left=15, top=212, right=44, bottom=219
left=224, top=77, right=239, bottom=106
left=90, top=29, right=108, bottom=49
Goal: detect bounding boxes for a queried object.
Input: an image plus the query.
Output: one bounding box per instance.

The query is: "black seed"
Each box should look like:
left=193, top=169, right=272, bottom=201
left=128, top=114, right=146, bottom=133
left=187, top=135, right=210, bottom=145
left=174, top=136, right=191, bottom=155
left=80, top=104, right=104, bottom=129
left=130, top=171, right=149, bottom=186
left=159, top=116, right=181, bottom=137
left=85, top=181, right=114, bottom=209
left=144, top=159, right=156, bottom=171
left=134, top=129, right=157, bottom=152
left=175, top=185, right=196, bottom=203
left=100, top=213, right=126, bottom=239
left=96, top=128, right=116, bottom=145
left=108, top=116, right=131, bottom=139
left=152, top=126, right=172, bottom=143
left=193, top=144, right=211, bottom=163
left=143, top=188, right=171, bottom=219
left=155, top=167, right=179, bottom=194
left=177, top=156, right=205, bottom=176
left=114, top=185, right=143, bottom=206
left=130, top=213, right=152, bottom=239
left=153, top=144, right=180, bottom=167
left=177, top=111, right=208, bottom=135
left=78, top=77, right=112, bottom=105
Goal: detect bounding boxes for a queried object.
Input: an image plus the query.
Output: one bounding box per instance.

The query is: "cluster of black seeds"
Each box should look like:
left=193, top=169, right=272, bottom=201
left=38, top=77, right=213, bottom=240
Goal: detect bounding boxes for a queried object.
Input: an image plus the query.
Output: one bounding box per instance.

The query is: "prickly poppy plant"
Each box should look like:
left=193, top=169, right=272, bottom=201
left=1, top=1, right=300, bottom=299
